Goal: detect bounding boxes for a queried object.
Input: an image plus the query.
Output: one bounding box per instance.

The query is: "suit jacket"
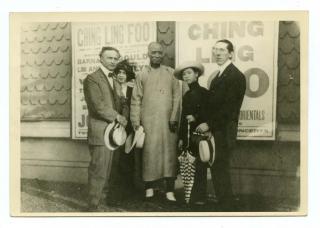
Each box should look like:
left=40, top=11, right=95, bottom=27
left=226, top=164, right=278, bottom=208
left=208, top=63, right=246, bottom=151
left=83, top=68, right=121, bottom=145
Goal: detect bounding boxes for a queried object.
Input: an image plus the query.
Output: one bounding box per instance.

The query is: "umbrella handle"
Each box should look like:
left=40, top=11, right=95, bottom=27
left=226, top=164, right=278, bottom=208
left=187, top=122, right=190, bottom=148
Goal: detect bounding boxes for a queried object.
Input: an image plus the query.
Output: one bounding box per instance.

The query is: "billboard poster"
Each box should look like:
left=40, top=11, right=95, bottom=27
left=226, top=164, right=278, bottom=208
left=176, top=21, right=278, bottom=140
left=72, top=22, right=157, bottom=139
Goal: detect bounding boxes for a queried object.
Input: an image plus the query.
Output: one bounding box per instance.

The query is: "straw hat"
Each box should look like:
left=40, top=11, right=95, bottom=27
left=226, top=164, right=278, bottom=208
left=199, top=136, right=216, bottom=166
left=174, top=61, right=204, bottom=80
left=104, top=121, right=127, bottom=151
left=124, top=126, right=145, bottom=153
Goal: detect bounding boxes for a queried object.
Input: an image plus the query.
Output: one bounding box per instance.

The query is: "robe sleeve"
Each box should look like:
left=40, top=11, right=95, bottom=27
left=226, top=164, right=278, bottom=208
left=170, top=72, right=181, bottom=122
left=130, top=72, right=143, bottom=126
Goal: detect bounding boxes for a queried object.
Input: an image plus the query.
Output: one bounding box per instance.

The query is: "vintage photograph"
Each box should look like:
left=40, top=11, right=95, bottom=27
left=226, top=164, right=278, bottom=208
left=10, top=12, right=307, bottom=216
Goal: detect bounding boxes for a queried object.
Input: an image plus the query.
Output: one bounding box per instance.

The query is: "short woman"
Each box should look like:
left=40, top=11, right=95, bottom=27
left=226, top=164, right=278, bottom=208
left=174, top=61, right=210, bottom=205
left=113, top=59, right=137, bottom=198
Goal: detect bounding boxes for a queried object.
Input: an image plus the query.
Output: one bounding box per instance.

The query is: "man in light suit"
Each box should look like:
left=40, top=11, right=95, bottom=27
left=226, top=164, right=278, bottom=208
left=196, top=39, right=246, bottom=209
left=83, top=46, right=127, bottom=211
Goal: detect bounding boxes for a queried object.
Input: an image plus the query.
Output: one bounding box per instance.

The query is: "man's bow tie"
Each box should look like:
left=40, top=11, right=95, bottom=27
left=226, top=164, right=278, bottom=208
left=108, top=72, right=114, bottom=78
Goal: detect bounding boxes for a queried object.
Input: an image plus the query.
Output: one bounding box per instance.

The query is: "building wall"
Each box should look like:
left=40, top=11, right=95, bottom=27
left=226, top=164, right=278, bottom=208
left=21, top=138, right=88, bottom=183
left=21, top=22, right=72, bottom=120
left=20, top=21, right=300, bottom=200
left=277, top=21, right=300, bottom=125
left=21, top=138, right=299, bottom=198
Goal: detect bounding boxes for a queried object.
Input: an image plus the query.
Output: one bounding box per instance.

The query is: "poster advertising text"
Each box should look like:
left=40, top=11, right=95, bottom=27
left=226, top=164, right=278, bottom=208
left=72, top=22, right=156, bottom=139
left=176, top=21, right=278, bottom=140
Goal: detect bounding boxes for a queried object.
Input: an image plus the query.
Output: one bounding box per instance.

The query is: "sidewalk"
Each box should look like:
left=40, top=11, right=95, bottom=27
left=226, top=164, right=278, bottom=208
left=21, top=178, right=299, bottom=213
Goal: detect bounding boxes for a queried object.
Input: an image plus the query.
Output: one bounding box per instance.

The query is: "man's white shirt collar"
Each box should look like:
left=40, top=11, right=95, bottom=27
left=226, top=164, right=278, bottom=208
left=217, top=59, right=232, bottom=76
left=100, top=63, right=114, bottom=89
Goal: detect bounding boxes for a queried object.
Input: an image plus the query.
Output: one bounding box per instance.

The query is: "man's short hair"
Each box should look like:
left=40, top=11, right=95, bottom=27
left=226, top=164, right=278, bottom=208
left=148, top=42, right=163, bottom=51
left=216, top=39, right=234, bottom=53
left=99, top=46, right=120, bottom=58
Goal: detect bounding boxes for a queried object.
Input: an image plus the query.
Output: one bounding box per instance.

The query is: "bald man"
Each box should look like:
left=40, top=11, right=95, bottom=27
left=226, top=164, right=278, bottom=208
left=130, top=42, right=181, bottom=202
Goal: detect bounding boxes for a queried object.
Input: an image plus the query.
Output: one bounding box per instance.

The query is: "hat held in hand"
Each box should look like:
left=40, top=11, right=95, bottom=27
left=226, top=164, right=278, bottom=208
left=104, top=121, right=127, bottom=150
left=199, top=136, right=215, bottom=166
left=125, top=126, right=145, bottom=153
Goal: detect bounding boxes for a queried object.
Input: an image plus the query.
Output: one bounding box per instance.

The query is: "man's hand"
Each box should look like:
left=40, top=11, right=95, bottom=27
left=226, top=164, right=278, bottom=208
left=203, top=131, right=212, bottom=139
left=196, top=123, right=209, bottom=133
left=178, top=139, right=183, bottom=151
left=169, top=121, right=178, bottom=133
left=116, top=114, right=128, bottom=127
left=186, top=115, right=196, bottom=123
left=132, top=123, right=140, bottom=131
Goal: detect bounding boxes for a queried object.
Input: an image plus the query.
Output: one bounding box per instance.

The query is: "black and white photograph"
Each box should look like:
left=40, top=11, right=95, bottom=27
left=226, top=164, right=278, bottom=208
left=9, top=12, right=307, bottom=216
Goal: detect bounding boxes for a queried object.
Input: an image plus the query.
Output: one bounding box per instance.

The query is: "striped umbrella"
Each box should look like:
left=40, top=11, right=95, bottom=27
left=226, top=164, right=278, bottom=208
left=178, top=123, right=196, bottom=204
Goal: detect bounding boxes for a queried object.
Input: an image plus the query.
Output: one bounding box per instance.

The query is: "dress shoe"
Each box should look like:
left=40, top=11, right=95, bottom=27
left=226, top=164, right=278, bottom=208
left=165, top=192, right=177, bottom=202
left=86, top=203, right=98, bottom=212
left=194, top=201, right=206, bottom=206
left=145, top=188, right=154, bottom=197
left=144, top=188, right=155, bottom=201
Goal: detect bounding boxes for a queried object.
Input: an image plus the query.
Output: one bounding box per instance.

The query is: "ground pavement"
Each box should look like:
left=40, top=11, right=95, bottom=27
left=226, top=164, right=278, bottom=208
left=20, top=178, right=299, bottom=213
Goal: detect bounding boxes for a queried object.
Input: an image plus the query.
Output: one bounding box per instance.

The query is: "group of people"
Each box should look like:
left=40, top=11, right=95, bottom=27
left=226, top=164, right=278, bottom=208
left=83, top=39, right=246, bottom=211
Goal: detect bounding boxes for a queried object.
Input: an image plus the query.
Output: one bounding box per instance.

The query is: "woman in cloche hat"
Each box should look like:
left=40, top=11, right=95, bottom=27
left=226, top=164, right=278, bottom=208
left=175, top=61, right=211, bottom=205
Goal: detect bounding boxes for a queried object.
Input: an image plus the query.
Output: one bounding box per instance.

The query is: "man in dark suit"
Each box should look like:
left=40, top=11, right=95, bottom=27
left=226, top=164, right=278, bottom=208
left=196, top=39, right=246, bottom=209
left=83, top=46, right=128, bottom=211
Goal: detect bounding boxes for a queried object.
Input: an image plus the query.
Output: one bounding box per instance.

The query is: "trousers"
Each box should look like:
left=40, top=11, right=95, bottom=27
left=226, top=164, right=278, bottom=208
left=87, top=145, right=114, bottom=206
left=209, top=130, right=233, bottom=202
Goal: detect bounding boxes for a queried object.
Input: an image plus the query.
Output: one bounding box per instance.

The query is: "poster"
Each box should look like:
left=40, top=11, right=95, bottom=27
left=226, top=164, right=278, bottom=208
left=72, top=22, right=156, bottom=139
left=176, top=21, right=278, bottom=140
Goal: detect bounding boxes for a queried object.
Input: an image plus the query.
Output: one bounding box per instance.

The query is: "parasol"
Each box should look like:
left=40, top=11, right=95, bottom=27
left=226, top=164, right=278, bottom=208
left=178, top=123, right=196, bottom=204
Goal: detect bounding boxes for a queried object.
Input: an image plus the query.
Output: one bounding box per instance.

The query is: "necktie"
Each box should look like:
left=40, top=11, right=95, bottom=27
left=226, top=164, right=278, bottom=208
left=216, top=71, right=221, bottom=78
left=209, top=71, right=221, bottom=90
left=108, top=72, right=114, bottom=78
